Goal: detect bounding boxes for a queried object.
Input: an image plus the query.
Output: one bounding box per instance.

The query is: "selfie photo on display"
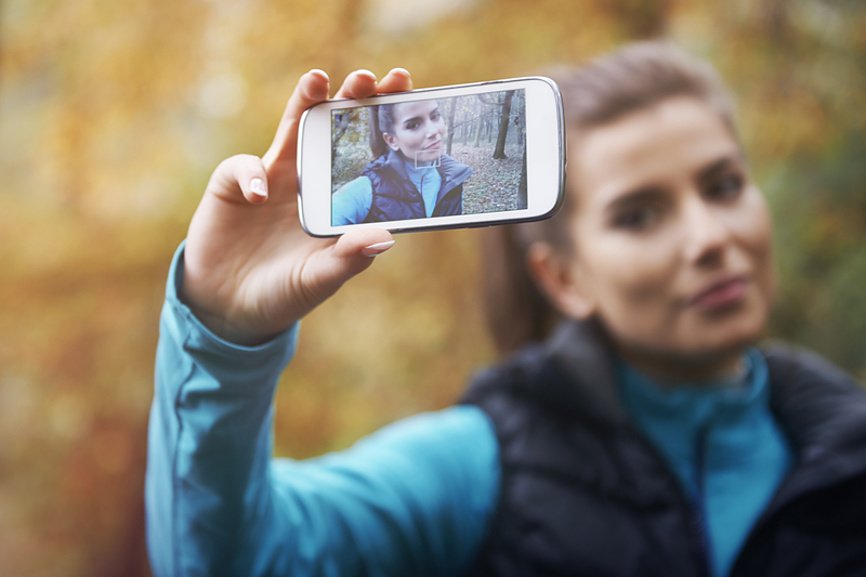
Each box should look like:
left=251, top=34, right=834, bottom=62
left=329, top=90, right=527, bottom=225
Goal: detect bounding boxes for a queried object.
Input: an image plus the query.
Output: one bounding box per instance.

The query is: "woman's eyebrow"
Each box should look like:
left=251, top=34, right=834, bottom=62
left=697, top=154, right=743, bottom=181
left=402, top=106, right=439, bottom=127
left=604, top=186, right=667, bottom=213
left=401, top=114, right=423, bottom=127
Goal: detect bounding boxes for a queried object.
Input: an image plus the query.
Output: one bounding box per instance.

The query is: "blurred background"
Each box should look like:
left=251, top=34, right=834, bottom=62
left=1, top=0, right=864, bottom=575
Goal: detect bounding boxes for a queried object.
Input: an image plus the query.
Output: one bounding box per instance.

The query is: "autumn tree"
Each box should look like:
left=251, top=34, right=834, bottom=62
left=493, top=90, right=515, bottom=159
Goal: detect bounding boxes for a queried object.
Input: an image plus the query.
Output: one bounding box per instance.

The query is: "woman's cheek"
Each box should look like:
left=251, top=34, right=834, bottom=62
left=588, top=233, right=673, bottom=307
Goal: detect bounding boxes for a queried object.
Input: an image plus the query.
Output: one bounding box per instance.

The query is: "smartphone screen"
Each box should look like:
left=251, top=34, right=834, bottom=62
left=329, top=89, right=527, bottom=226
left=298, top=77, right=563, bottom=236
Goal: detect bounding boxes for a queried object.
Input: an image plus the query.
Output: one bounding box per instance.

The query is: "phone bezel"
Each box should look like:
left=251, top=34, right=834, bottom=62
left=297, top=76, right=565, bottom=237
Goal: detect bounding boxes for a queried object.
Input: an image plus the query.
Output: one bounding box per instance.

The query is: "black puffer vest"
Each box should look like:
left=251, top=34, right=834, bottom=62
left=362, top=150, right=472, bottom=223
left=462, top=321, right=866, bottom=577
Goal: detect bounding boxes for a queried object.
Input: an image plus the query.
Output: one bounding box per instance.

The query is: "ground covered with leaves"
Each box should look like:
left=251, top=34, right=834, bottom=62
left=454, top=143, right=526, bottom=213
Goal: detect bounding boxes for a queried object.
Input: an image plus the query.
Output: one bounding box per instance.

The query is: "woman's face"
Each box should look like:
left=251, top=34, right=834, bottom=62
left=562, top=96, right=774, bottom=378
left=383, top=101, right=446, bottom=164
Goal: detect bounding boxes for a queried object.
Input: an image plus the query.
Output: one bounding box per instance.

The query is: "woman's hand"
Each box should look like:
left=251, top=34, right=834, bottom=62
left=181, top=68, right=412, bottom=345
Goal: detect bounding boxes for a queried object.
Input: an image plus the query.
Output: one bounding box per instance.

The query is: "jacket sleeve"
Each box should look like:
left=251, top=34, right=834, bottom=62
left=332, top=176, right=374, bottom=225
left=145, top=244, right=499, bottom=577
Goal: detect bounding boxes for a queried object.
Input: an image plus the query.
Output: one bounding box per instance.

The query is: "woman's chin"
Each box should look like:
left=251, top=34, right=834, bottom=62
left=418, top=149, right=442, bottom=162
left=678, top=316, right=767, bottom=365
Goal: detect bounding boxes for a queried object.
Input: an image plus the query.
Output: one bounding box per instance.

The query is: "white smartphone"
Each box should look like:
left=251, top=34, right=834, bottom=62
left=297, top=77, right=565, bottom=236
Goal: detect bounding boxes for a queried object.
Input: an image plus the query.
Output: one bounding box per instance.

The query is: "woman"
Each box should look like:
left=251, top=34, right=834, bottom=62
left=332, top=99, right=473, bottom=225
left=146, top=47, right=866, bottom=577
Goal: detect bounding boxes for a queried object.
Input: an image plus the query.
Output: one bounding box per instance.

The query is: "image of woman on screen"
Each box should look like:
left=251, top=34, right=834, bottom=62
left=331, top=100, right=473, bottom=225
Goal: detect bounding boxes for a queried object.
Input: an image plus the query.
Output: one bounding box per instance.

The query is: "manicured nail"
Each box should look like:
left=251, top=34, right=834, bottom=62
left=390, top=67, right=410, bottom=77
left=355, top=69, right=377, bottom=81
left=308, top=68, right=329, bottom=82
left=362, top=240, right=396, bottom=257
left=250, top=178, right=267, bottom=198
left=305, top=70, right=330, bottom=99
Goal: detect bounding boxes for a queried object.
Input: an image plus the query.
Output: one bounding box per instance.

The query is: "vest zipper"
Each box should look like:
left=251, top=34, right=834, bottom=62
left=692, top=423, right=714, bottom=577
left=418, top=171, right=433, bottom=217
left=626, top=425, right=713, bottom=577
left=727, top=456, right=824, bottom=575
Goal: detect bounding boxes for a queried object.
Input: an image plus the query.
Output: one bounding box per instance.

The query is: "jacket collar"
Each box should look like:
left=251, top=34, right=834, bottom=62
left=383, top=150, right=473, bottom=199
left=545, top=321, right=866, bottom=501
left=763, top=344, right=866, bottom=503
left=544, top=319, right=632, bottom=427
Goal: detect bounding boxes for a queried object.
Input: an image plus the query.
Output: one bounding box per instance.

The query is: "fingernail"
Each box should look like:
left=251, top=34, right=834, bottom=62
left=250, top=178, right=268, bottom=198
left=356, top=69, right=377, bottom=81
left=308, top=68, right=329, bottom=82
left=305, top=71, right=330, bottom=100
left=390, top=67, right=410, bottom=77
left=362, top=240, right=396, bottom=257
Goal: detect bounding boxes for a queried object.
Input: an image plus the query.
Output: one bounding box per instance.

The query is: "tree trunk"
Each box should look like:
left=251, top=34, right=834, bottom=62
left=493, top=91, right=514, bottom=159
left=446, top=98, right=457, bottom=155
left=518, top=145, right=527, bottom=209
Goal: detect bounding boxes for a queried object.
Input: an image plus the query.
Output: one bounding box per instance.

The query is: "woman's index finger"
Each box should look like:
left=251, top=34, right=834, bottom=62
left=377, top=68, right=413, bottom=94
left=263, top=69, right=331, bottom=170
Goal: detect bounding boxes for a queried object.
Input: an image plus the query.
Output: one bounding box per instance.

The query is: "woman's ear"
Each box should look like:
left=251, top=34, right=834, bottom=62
left=382, top=132, right=400, bottom=151
left=527, top=242, right=596, bottom=320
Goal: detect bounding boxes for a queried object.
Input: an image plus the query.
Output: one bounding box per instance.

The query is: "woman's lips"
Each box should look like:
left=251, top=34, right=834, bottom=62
left=688, top=277, right=748, bottom=311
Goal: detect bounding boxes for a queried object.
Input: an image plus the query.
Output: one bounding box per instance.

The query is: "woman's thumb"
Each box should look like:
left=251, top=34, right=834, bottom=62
left=325, top=228, right=396, bottom=282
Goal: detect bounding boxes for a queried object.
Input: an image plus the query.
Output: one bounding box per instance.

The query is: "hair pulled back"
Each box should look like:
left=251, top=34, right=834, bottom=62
left=369, top=104, right=397, bottom=158
left=482, top=41, right=737, bottom=356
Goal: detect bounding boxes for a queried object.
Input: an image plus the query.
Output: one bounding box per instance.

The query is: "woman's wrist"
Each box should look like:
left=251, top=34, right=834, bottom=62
left=193, top=307, right=278, bottom=347
left=177, top=284, right=284, bottom=347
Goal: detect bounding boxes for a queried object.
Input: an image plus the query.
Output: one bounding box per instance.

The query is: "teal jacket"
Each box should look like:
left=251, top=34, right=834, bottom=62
left=146, top=244, right=793, bottom=577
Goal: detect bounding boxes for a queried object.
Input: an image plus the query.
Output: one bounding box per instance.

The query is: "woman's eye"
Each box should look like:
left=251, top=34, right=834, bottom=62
left=405, top=120, right=420, bottom=130
left=706, top=173, right=743, bottom=200
left=613, top=206, right=660, bottom=231
left=430, top=110, right=441, bottom=121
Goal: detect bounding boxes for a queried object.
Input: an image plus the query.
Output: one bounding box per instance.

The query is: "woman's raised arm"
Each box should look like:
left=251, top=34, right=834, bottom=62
left=181, top=68, right=411, bottom=346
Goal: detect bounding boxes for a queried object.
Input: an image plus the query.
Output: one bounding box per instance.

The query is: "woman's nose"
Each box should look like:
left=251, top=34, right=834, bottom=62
left=682, top=196, right=730, bottom=267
